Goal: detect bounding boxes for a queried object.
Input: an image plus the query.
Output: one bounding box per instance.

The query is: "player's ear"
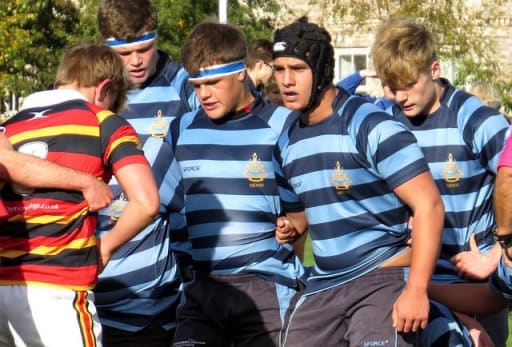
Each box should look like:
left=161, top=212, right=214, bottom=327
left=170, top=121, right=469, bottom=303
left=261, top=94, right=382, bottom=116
left=96, top=79, right=112, bottom=102
left=430, top=61, right=441, bottom=80
left=237, top=70, right=247, bottom=82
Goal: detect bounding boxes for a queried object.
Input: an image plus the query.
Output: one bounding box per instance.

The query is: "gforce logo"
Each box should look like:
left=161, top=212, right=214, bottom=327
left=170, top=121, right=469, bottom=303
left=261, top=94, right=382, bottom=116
left=364, top=340, right=390, bottom=346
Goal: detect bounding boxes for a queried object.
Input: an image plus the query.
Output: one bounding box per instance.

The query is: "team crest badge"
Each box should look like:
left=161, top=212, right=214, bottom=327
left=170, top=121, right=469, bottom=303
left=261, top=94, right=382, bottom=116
left=245, top=152, right=267, bottom=187
left=332, top=161, right=351, bottom=193
left=108, top=192, right=128, bottom=224
left=149, top=110, right=169, bottom=138
left=441, top=153, right=463, bottom=187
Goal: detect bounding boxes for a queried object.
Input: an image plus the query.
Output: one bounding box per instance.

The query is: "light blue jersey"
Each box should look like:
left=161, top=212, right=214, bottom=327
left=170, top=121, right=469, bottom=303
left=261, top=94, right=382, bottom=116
left=94, top=51, right=197, bottom=332
left=490, top=257, right=512, bottom=300
left=391, top=79, right=510, bottom=283
left=168, top=96, right=305, bottom=289
left=277, top=89, right=430, bottom=294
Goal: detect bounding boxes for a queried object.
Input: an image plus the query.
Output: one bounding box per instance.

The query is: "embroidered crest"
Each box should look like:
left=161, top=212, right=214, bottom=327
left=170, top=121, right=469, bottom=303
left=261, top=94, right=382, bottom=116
left=149, top=110, right=169, bottom=138
left=332, top=161, right=351, bottom=192
left=245, top=152, right=267, bottom=186
left=441, top=153, right=463, bottom=187
left=108, top=192, right=128, bottom=224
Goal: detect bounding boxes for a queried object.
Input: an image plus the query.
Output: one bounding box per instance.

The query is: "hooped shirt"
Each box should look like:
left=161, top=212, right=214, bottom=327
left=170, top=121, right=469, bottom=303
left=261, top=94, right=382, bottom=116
left=0, top=89, right=147, bottom=291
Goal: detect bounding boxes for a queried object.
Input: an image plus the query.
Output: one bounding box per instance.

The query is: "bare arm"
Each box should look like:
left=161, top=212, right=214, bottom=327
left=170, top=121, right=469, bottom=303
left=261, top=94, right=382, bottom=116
left=428, top=282, right=508, bottom=315
left=0, top=134, right=112, bottom=211
left=97, top=163, right=159, bottom=270
left=494, top=166, right=512, bottom=242
left=454, top=312, right=495, bottom=347
left=392, top=171, right=444, bottom=332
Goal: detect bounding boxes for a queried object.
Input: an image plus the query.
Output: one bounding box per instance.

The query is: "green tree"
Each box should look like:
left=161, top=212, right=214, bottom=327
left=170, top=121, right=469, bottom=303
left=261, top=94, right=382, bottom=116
left=0, top=0, right=80, bottom=98
left=310, top=0, right=512, bottom=111
left=155, top=0, right=279, bottom=61
left=76, top=0, right=279, bottom=62
left=0, top=0, right=278, bottom=108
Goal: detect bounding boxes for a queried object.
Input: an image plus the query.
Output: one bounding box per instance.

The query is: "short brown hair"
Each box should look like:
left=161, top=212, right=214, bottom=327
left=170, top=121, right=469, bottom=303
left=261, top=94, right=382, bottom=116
left=55, top=44, right=132, bottom=113
left=246, top=38, right=272, bottom=69
left=181, top=21, right=247, bottom=75
left=372, top=16, right=437, bottom=90
left=97, top=0, right=158, bottom=41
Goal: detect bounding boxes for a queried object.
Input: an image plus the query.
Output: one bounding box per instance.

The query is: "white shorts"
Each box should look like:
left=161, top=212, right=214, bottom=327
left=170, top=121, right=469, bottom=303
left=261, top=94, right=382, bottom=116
left=0, top=285, right=102, bottom=347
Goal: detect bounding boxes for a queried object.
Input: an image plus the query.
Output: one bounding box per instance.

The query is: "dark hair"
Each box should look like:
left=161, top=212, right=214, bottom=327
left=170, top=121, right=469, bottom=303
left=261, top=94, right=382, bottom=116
left=246, top=39, right=273, bottom=68
left=181, top=21, right=247, bottom=74
left=97, top=0, right=158, bottom=41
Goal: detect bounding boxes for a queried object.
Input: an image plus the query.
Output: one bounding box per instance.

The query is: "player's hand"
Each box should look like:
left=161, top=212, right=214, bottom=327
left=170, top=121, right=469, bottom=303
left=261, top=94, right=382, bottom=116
left=82, top=177, right=113, bottom=212
left=275, top=216, right=299, bottom=244
left=359, top=69, right=377, bottom=79
left=451, top=234, right=500, bottom=280
left=392, top=286, right=429, bottom=333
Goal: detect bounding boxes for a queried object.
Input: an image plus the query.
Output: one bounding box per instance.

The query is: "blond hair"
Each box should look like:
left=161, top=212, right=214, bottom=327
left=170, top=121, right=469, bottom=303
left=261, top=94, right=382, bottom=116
left=372, top=16, right=437, bottom=90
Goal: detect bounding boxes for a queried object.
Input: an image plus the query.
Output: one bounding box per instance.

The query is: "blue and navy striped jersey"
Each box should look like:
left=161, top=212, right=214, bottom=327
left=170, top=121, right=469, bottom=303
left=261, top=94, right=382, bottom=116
left=121, top=50, right=198, bottom=137
left=168, top=96, right=305, bottom=289
left=277, top=89, right=430, bottom=294
left=94, top=51, right=197, bottom=332
left=390, top=79, right=510, bottom=283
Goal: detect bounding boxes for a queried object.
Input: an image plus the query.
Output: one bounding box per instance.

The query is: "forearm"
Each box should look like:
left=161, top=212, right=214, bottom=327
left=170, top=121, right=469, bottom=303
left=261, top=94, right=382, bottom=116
left=1, top=149, right=99, bottom=191
left=286, top=211, right=308, bottom=236
left=429, top=282, right=508, bottom=315
left=407, top=205, right=443, bottom=291
left=99, top=201, right=157, bottom=254
left=100, top=164, right=159, bottom=255
left=494, top=166, right=512, bottom=236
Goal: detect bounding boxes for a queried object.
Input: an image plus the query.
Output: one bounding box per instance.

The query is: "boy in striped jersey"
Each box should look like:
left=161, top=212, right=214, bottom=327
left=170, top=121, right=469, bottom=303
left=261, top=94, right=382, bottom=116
left=169, top=21, right=306, bottom=347
left=372, top=16, right=511, bottom=347
left=272, top=17, right=473, bottom=346
left=0, top=43, right=158, bottom=347
left=94, top=1, right=198, bottom=346
left=429, top=126, right=512, bottom=331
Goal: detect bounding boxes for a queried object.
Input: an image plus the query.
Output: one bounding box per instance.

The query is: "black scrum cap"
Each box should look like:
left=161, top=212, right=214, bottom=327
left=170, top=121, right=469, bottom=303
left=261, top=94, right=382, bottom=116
left=273, top=18, right=334, bottom=112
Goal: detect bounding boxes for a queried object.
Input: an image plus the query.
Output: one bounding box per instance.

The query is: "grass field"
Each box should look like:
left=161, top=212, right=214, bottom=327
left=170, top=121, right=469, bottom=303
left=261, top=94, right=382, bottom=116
left=509, top=316, right=512, bottom=347
left=301, top=235, right=512, bottom=346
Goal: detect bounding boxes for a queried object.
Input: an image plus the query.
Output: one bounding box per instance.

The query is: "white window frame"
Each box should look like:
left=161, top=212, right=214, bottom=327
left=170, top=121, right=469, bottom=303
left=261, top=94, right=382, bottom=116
left=334, top=47, right=371, bottom=93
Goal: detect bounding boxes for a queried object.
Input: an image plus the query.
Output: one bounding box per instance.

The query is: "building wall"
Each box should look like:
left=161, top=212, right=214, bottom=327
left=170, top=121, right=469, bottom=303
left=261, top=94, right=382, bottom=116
left=274, top=0, right=512, bottom=93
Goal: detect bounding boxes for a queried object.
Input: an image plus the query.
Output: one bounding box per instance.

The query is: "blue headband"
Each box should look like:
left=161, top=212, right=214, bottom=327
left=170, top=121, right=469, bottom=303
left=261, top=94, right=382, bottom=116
left=188, top=60, right=246, bottom=81
left=105, top=31, right=157, bottom=48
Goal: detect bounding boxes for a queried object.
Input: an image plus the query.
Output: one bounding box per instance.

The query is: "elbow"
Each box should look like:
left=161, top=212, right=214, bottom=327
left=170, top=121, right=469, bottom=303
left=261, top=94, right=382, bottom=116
left=434, top=196, right=445, bottom=219
left=145, top=194, right=160, bottom=221
left=135, top=190, right=159, bottom=223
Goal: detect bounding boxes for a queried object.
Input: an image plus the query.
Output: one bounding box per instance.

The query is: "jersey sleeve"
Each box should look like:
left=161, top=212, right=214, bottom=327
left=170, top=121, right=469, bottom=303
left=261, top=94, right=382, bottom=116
left=354, top=105, right=429, bottom=189
left=98, top=111, right=148, bottom=173
left=460, top=98, right=510, bottom=173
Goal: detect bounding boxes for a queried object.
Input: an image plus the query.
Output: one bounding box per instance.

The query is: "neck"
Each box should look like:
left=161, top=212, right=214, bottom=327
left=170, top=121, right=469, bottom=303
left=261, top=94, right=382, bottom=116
left=301, top=85, right=337, bottom=125
left=423, top=79, right=444, bottom=116
left=237, top=87, right=255, bottom=112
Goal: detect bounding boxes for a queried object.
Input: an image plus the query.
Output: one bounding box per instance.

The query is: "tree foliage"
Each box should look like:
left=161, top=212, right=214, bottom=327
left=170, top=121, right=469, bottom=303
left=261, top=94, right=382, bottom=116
left=311, top=0, right=511, bottom=111
left=0, top=0, right=80, bottom=98
left=0, top=0, right=278, bottom=103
